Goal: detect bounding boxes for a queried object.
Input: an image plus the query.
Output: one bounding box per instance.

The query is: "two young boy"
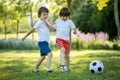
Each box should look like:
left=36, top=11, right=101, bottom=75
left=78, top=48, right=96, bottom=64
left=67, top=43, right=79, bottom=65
left=22, top=6, right=77, bottom=73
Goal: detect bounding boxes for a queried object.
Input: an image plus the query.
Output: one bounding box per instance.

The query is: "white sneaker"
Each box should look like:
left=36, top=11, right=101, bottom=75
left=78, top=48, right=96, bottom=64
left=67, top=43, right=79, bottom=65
left=60, top=65, right=67, bottom=72
left=32, top=69, right=38, bottom=72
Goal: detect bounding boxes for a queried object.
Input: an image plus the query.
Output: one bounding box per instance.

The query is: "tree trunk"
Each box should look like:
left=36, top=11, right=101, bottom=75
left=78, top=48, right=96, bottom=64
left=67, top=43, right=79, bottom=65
left=3, top=20, right=7, bottom=40
left=16, top=20, right=19, bottom=39
left=30, top=8, right=34, bottom=40
left=114, top=0, right=120, bottom=39
left=29, top=0, right=34, bottom=40
left=67, top=0, right=72, bottom=10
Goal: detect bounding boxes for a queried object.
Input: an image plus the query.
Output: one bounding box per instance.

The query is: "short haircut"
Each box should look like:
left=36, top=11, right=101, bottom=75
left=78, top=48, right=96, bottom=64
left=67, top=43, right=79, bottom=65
left=59, top=7, right=70, bottom=17
left=38, top=6, right=49, bottom=18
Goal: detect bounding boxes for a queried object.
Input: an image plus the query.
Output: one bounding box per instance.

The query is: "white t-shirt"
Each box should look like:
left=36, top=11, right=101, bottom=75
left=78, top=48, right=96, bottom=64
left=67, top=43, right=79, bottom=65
left=33, top=20, right=49, bottom=42
left=54, top=18, right=76, bottom=40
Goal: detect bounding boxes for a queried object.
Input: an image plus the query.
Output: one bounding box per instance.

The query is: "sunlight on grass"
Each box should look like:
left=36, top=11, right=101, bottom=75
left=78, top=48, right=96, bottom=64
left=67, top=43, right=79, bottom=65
left=0, top=49, right=120, bottom=80
left=70, top=50, right=120, bottom=57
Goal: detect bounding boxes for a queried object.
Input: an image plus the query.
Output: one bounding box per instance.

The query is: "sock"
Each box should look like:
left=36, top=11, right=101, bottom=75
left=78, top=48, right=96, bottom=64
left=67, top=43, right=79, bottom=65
left=33, top=68, right=38, bottom=72
left=46, top=68, right=51, bottom=71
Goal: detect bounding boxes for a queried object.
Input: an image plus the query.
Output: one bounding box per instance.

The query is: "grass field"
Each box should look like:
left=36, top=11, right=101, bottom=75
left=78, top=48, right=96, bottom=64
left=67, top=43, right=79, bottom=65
left=0, top=49, right=120, bottom=80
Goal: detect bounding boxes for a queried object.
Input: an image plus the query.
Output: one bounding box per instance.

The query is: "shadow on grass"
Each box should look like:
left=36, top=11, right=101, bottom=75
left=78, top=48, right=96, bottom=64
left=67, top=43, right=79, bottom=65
left=0, top=59, right=84, bottom=80
left=0, top=59, right=48, bottom=80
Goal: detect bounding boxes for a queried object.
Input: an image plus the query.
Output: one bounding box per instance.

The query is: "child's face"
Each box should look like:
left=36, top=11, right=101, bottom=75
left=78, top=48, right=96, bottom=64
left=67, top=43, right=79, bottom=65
left=40, top=12, right=48, bottom=20
left=61, top=16, right=69, bottom=21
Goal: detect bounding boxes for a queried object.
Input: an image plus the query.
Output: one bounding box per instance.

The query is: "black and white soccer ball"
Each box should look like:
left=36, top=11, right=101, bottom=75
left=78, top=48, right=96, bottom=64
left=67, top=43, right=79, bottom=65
left=89, top=60, right=104, bottom=74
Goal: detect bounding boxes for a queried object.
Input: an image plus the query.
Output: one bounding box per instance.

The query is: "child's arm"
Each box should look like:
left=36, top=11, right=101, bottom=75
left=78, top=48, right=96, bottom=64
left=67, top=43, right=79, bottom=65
left=22, top=28, right=35, bottom=41
left=43, top=20, right=55, bottom=31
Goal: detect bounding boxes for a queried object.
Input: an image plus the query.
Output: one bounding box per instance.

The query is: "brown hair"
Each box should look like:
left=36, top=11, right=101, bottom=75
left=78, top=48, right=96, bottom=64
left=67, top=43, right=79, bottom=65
left=38, top=6, right=49, bottom=18
left=59, top=7, right=70, bottom=17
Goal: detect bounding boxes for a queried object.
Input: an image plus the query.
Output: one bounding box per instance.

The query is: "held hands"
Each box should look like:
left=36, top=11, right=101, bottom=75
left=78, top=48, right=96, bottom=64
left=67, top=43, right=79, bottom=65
left=43, top=20, right=49, bottom=27
left=42, top=20, right=55, bottom=31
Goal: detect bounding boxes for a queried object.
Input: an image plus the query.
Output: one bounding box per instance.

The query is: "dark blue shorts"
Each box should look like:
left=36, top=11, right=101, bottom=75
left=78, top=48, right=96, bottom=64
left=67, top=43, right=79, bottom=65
left=38, top=41, right=51, bottom=56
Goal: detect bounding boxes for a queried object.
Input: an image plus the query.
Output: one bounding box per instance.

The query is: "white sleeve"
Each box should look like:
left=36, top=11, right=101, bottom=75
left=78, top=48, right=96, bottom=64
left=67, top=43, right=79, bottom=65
left=69, top=20, right=76, bottom=29
left=33, top=20, right=42, bottom=29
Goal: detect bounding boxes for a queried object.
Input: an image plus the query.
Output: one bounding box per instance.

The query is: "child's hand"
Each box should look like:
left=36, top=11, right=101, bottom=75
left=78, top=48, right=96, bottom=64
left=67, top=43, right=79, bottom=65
left=73, top=28, right=77, bottom=34
left=43, top=20, right=49, bottom=27
left=73, top=31, right=77, bottom=34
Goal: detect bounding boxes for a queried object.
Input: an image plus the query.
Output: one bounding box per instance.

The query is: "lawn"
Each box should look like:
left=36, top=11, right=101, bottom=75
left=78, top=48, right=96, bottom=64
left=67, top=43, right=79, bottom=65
left=0, top=49, right=120, bottom=80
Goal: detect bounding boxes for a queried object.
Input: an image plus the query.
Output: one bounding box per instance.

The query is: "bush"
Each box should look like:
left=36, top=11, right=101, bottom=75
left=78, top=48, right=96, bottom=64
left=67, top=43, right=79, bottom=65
left=113, top=40, right=120, bottom=50
left=71, top=39, right=84, bottom=50
left=71, top=39, right=115, bottom=50
left=0, top=38, right=120, bottom=50
left=0, top=38, right=38, bottom=50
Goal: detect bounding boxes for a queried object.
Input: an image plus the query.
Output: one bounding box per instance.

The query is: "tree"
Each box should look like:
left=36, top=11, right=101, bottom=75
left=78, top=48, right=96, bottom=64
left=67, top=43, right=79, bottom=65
left=27, top=0, right=48, bottom=40
left=67, top=0, right=72, bottom=9
left=71, top=0, right=95, bottom=33
left=92, top=0, right=120, bottom=38
left=114, top=0, right=120, bottom=38
left=28, top=0, right=34, bottom=40
left=0, top=0, right=10, bottom=39
left=11, top=0, right=30, bottom=39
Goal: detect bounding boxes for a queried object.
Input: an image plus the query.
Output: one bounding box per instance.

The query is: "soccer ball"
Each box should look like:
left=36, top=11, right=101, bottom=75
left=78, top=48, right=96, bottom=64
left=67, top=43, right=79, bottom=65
left=89, top=60, right=104, bottom=74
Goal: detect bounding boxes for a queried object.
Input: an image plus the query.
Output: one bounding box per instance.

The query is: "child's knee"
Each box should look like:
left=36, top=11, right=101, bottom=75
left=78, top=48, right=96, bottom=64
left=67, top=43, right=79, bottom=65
left=61, top=47, right=65, bottom=52
left=65, top=55, right=69, bottom=59
left=41, top=56, right=46, bottom=60
left=48, top=52, right=53, bottom=58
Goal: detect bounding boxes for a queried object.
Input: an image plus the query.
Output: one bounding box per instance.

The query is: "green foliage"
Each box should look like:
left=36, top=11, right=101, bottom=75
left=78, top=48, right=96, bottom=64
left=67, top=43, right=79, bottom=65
left=72, top=39, right=84, bottom=50
left=71, top=0, right=96, bottom=33
left=48, top=0, right=68, bottom=23
left=70, top=0, right=119, bottom=38
left=90, top=8, right=103, bottom=32
left=0, top=38, right=58, bottom=50
left=0, top=0, right=119, bottom=39
left=0, top=38, right=38, bottom=50
left=19, top=18, right=31, bottom=33
left=71, top=39, right=119, bottom=50
left=100, top=0, right=118, bottom=38
left=0, top=38, right=119, bottom=50
left=0, top=18, right=30, bottom=33
left=113, top=40, right=120, bottom=50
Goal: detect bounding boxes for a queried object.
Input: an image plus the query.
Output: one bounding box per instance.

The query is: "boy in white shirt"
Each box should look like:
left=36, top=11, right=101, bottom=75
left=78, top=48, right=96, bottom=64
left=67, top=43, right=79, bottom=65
left=22, top=6, right=53, bottom=73
left=46, top=7, right=77, bottom=71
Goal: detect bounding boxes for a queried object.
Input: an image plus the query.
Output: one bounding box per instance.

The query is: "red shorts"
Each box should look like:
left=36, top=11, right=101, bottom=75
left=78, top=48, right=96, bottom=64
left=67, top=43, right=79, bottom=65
left=56, top=38, right=70, bottom=54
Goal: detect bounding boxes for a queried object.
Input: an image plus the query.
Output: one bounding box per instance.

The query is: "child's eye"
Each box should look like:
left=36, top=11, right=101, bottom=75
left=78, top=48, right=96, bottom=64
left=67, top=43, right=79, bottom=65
left=43, top=14, right=48, bottom=16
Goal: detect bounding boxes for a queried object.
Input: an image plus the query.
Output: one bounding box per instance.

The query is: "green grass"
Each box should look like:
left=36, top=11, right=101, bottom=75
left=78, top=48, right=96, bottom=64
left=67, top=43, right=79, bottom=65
left=0, top=49, right=120, bottom=80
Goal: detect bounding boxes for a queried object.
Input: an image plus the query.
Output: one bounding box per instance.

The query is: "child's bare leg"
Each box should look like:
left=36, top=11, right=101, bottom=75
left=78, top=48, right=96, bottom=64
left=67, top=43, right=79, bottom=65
left=46, top=52, right=52, bottom=70
left=34, top=56, right=45, bottom=69
left=65, top=54, right=70, bottom=70
left=60, top=47, right=65, bottom=65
